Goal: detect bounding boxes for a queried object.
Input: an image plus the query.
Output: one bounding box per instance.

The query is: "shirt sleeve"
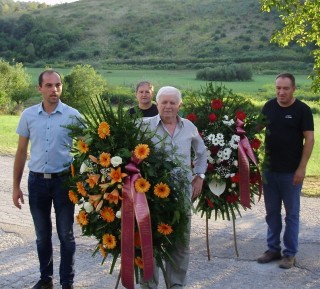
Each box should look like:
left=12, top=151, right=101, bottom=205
left=191, top=126, right=208, bottom=174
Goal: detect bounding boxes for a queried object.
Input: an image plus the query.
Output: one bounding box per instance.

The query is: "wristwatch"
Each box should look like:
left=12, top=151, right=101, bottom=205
left=196, top=173, right=206, bottom=180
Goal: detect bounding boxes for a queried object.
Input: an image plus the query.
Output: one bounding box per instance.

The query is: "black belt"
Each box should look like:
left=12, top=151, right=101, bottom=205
left=30, top=170, right=69, bottom=179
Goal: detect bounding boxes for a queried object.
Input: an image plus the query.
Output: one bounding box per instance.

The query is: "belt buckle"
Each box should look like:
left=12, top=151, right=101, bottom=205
left=44, top=173, right=52, bottom=179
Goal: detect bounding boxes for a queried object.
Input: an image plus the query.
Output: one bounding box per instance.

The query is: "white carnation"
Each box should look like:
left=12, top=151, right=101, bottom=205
left=116, top=210, right=122, bottom=219
left=80, top=162, right=90, bottom=174
left=111, top=156, right=123, bottom=167
left=83, top=202, right=94, bottom=213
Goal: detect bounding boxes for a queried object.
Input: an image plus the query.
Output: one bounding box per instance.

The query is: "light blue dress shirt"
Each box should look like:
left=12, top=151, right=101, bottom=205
left=16, top=100, right=81, bottom=173
left=142, top=114, right=207, bottom=186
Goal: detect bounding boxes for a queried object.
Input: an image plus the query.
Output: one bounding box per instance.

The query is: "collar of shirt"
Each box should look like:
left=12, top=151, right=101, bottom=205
left=154, top=114, right=185, bottom=129
left=38, top=100, right=64, bottom=115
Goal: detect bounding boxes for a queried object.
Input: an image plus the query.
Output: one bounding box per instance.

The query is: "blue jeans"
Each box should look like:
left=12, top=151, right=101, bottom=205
left=263, top=171, right=301, bottom=256
left=28, top=172, right=76, bottom=285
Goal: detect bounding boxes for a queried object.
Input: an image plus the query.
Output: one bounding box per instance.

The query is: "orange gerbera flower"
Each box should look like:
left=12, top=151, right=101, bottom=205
left=76, top=181, right=87, bottom=197
left=77, top=139, right=89, bottom=154
left=100, top=207, right=115, bottom=222
left=98, top=122, right=111, bottom=139
left=85, top=174, right=100, bottom=188
left=102, top=233, right=117, bottom=249
left=68, top=190, right=79, bottom=204
left=108, top=167, right=127, bottom=184
left=70, top=164, right=75, bottom=177
left=134, top=177, right=151, bottom=193
left=134, top=144, right=150, bottom=160
left=157, top=223, right=173, bottom=235
left=154, top=182, right=170, bottom=198
left=99, top=152, right=111, bottom=167
left=104, top=189, right=122, bottom=204
left=76, top=210, right=89, bottom=226
left=135, top=256, right=144, bottom=269
left=99, top=244, right=107, bottom=258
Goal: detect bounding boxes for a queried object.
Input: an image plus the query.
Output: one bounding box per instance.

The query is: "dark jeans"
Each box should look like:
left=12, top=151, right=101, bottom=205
left=28, top=172, right=75, bottom=285
left=263, top=171, right=301, bottom=256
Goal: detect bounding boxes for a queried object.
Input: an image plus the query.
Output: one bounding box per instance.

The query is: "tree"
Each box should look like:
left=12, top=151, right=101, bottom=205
left=62, top=64, right=107, bottom=111
left=0, top=59, right=31, bottom=110
left=261, top=0, right=320, bottom=92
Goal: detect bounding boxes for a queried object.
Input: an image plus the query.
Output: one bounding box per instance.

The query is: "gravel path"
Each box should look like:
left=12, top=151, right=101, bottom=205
left=1, top=155, right=319, bottom=289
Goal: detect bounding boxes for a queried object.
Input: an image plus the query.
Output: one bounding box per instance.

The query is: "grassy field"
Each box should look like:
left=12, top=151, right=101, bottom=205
left=25, top=68, right=314, bottom=94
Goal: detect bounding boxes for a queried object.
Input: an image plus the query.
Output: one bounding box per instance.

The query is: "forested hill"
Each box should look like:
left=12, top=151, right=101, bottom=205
left=0, top=0, right=313, bottom=70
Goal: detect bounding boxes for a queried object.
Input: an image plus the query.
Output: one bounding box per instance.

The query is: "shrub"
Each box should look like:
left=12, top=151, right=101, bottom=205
left=196, top=64, right=252, bottom=81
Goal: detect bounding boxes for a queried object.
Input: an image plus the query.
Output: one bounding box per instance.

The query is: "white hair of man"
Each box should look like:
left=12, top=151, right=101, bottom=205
left=156, top=86, right=182, bottom=103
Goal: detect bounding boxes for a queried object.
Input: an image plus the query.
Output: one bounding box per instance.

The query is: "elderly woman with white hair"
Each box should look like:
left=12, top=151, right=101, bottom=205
left=141, top=86, right=207, bottom=289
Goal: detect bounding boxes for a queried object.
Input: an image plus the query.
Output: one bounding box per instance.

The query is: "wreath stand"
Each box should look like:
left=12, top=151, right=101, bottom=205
left=205, top=212, right=239, bottom=260
left=114, top=265, right=170, bottom=289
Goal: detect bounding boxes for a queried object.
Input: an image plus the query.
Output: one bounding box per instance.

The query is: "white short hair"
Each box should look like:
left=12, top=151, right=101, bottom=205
left=156, top=86, right=182, bottom=103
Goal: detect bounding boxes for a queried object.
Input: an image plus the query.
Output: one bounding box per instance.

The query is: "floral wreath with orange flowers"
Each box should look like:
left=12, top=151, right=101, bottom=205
left=66, top=97, right=190, bottom=288
left=182, top=83, right=265, bottom=221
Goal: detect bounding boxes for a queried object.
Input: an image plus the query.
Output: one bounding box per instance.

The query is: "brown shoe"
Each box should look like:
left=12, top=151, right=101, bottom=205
left=279, top=255, right=295, bottom=269
left=257, top=250, right=282, bottom=263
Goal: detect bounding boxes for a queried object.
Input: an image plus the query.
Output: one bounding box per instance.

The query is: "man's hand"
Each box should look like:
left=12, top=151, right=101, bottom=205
left=13, top=188, right=24, bottom=209
left=191, top=175, right=204, bottom=200
left=293, top=167, right=306, bottom=185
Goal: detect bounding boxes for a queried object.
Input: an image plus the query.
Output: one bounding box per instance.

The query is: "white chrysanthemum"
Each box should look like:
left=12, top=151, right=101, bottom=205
left=233, top=160, right=238, bottom=167
left=207, top=134, right=215, bottom=142
left=216, top=133, right=224, bottom=140
left=217, top=151, right=223, bottom=158
left=229, top=143, right=238, bottom=149
left=223, top=147, right=232, bottom=156
left=218, top=140, right=225, bottom=146
left=212, top=138, right=220, bottom=146
left=83, top=202, right=94, bottom=213
left=232, top=135, right=240, bottom=142
left=111, top=156, right=122, bottom=167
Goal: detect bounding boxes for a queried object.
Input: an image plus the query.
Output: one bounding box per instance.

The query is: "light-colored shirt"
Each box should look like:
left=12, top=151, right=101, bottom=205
left=142, top=114, right=207, bottom=184
left=16, top=100, right=81, bottom=173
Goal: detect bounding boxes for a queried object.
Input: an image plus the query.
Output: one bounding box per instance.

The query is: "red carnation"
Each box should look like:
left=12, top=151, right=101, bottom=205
left=208, top=113, right=218, bottom=122
left=250, top=138, right=261, bottom=150
left=211, top=99, right=223, bottom=110
left=186, top=112, right=197, bottom=122
left=250, top=172, right=261, bottom=184
left=207, top=163, right=215, bottom=172
left=236, top=111, right=246, bottom=120
left=226, top=194, right=239, bottom=204
left=210, top=145, right=219, bottom=155
left=231, top=172, right=240, bottom=183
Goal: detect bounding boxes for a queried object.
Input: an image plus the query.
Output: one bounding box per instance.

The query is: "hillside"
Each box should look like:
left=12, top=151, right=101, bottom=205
left=0, top=0, right=314, bottom=71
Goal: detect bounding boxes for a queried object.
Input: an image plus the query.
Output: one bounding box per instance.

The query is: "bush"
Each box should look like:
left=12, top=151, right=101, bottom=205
left=196, top=64, right=252, bottom=81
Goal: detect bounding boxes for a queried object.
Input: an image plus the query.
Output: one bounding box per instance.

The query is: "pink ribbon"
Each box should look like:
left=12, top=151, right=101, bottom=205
left=121, top=156, right=153, bottom=289
left=236, top=119, right=262, bottom=208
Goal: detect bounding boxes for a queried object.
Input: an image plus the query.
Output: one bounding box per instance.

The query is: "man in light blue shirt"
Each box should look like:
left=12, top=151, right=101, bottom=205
left=141, top=86, right=207, bottom=289
left=12, top=70, right=81, bottom=289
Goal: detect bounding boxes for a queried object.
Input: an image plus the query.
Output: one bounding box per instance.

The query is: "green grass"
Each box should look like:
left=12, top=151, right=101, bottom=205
left=0, top=115, right=20, bottom=155
left=26, top=68, right=313, bottom=94
left=307, top=114, right=320, bottom=176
